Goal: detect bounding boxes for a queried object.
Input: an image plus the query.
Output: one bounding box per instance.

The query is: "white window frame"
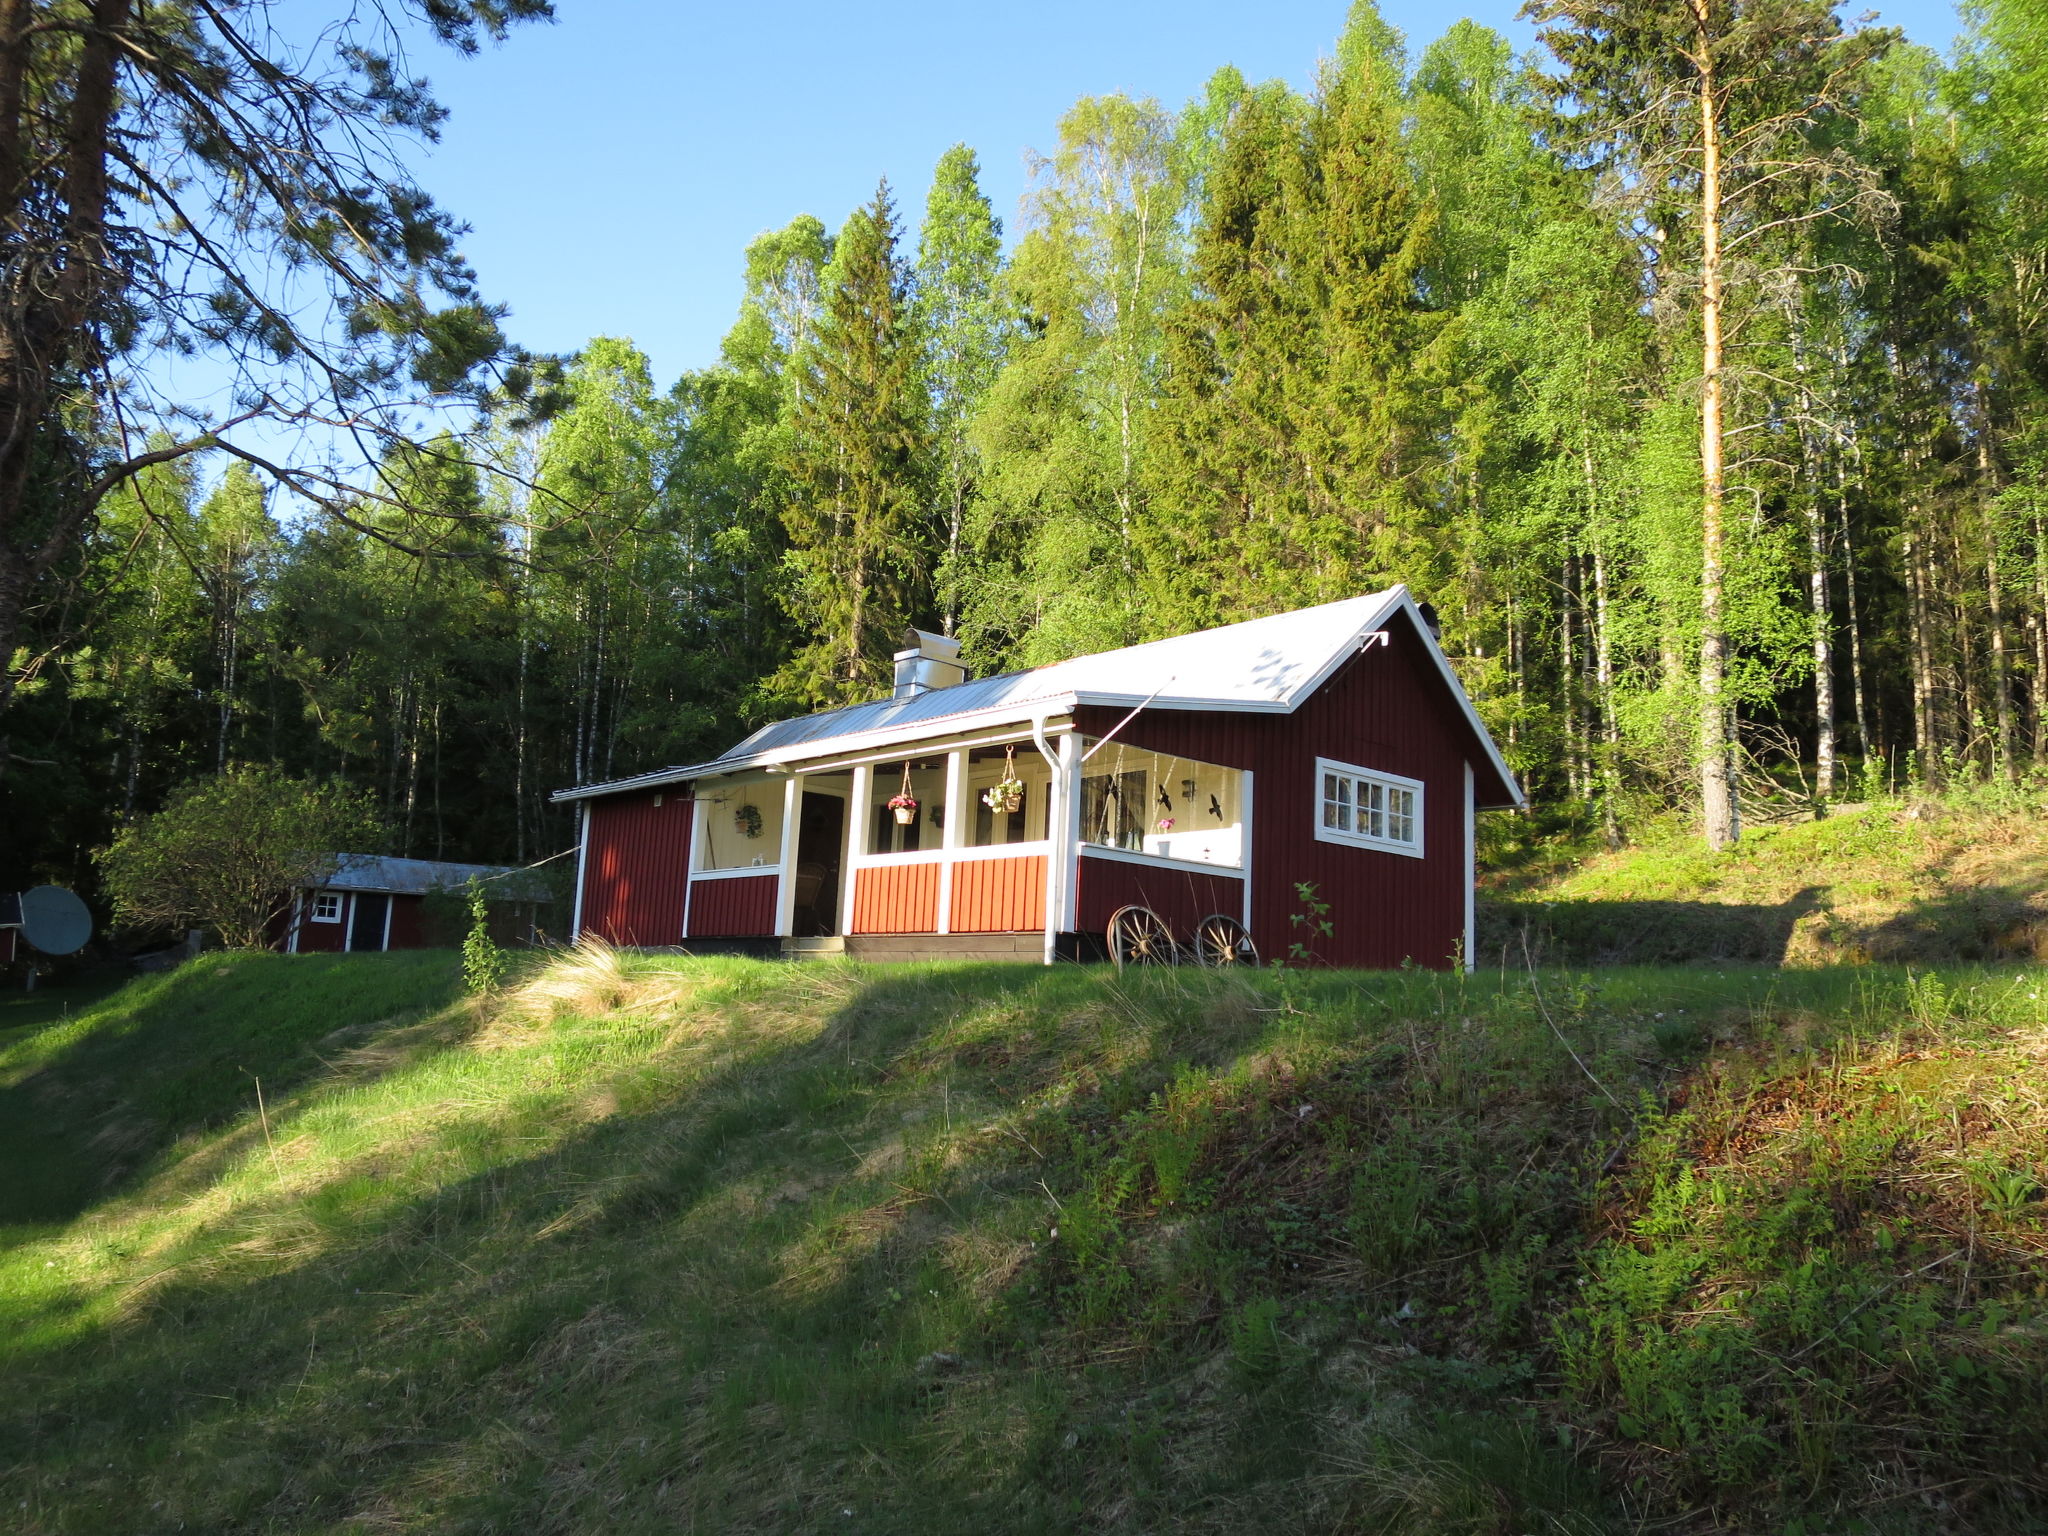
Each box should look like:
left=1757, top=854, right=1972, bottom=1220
left=1312, top=757, right=1424, bottom=859
left=309, top=891, right=344, bottom=923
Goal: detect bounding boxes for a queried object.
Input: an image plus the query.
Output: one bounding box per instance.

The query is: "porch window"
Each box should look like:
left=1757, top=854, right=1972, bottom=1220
left=697, top=779, right=786, bottom=870
left=310, top=892, right=342, bottom=923
left=868, top=758, right=948, bottom=855
left=1078, top=740, right=1243, bottom=867
left=1314, top=758, right=1423, bottom=858
left=966, top=743, right=1051, bottom=846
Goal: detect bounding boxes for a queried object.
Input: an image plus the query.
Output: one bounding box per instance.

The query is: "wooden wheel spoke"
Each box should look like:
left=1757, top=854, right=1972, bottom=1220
left=1193, top=914, right=1258, bottom=969
left=1108, top=905, right=1178, bottom=970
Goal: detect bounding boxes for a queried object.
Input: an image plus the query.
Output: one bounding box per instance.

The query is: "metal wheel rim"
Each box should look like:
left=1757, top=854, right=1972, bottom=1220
left=1194, top=914, right=1258, bottom=968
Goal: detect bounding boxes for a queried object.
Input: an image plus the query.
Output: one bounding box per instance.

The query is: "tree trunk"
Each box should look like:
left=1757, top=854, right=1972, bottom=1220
left=1793, top=330, right=1834, bottom=802
left=2034, top=514, right=2048, bottom=764
left=1692, top=15, right=1738, bottom=849
left=1907, top=528, right=1938, bottom=787
left=1837, top=479, right=1872, bottom=771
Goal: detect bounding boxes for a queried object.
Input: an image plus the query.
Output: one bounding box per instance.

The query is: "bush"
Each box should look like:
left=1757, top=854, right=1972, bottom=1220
left=98, top=765, right=383, bottom=949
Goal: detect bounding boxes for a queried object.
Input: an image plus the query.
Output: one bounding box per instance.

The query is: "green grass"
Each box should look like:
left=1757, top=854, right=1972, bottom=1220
left=4, top=948, right=2048, bottom=1532
left=1483, top=788, right=2048, bottom=967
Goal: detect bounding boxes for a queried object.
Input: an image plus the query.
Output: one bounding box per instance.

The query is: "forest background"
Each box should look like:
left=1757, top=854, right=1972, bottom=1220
left=5, top=0, right=2046, bottom=908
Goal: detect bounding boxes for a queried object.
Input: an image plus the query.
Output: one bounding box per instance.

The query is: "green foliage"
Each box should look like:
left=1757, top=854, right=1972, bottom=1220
left=776, top=182, right=931, bottom=705
left=461, top=878, right=507, bottom=994
left=97, top=765, right=383, bottom=950
left=1285, top=880, right=1334, bottom=965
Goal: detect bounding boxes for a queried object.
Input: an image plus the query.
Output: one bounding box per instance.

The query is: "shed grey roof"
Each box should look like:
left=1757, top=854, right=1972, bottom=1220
left=552, top=587, right=1524, bottom=808
left=314, top=855, right=551, bottom=900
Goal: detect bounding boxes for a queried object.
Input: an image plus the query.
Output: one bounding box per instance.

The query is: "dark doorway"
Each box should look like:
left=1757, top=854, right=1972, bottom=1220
left=792, top=792, right=846, bottom=937
left=348, top=892, right=390, bottom=952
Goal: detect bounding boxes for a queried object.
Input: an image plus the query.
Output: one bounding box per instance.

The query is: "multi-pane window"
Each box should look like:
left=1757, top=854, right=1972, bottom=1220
left=310, top=892, right=343, bottom=922
left=1313, top=759, right=1423, bottom=858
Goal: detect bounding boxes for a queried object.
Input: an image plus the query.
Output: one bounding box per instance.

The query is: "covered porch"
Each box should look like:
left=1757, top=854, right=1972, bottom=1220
left=677, top=721, right=1252, bottom=963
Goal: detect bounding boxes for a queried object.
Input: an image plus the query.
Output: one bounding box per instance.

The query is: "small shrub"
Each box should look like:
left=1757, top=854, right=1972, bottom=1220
left=461, top=879, right=507, bottom=994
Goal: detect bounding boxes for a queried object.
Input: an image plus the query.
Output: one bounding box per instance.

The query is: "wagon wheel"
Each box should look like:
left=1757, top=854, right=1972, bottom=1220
left=1192, top=913, right=1260, bottom=969
left=1108, top=905, right=1178, bottom=970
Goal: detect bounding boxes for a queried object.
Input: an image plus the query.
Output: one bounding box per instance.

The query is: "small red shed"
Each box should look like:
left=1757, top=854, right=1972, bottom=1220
left=282, top=855, right=550, bottom=954
left=552, top=588, right=1522, bottom=970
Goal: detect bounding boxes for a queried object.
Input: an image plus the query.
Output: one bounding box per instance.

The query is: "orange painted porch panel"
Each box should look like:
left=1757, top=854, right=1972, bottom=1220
left=852, top=862, right=940, bottom=934
left=949, top=854, right=1046, bottom=933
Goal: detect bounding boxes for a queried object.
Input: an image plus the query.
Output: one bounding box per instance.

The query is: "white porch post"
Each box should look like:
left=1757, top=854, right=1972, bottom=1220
left=774, top=774, right=803, bottom=937
left=1051, top=732, right=1081, bottom=963
left=680, top=788, right=708, bottom=943
left=1239, top=768, right=1255, bottom=932
left=937, top=749, right=967, bottom=935
left=841, top=764, right=870, bottom=936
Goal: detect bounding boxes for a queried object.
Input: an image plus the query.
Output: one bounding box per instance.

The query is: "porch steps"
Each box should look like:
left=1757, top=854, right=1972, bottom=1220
left=780, top=936, right=846, bottom=958
left=779, top=933, right=1049, bottom=964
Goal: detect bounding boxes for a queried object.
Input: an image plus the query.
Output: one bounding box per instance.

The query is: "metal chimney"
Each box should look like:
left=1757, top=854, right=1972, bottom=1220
left=892, top=629, right=967, bottom=699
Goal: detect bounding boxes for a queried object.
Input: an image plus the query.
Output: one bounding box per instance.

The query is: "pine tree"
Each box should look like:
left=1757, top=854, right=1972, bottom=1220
left=1531, top=0, right=1892, bottom=848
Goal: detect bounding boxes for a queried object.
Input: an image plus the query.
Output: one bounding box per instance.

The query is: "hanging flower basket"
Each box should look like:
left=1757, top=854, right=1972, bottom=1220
left=1155, top=816, right=1175, bottom=833
left=983, top=775, right=1025, bottom=814
left=735, top=803, right=764, bottom=839
left=888, top=793, right=919, bottom=825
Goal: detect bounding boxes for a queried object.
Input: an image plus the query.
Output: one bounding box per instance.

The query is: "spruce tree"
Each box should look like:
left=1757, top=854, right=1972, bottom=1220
left=779, top=182, right=930, bottom=705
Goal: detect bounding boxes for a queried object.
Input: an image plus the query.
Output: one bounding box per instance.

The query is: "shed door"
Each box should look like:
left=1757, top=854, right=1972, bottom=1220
left=348, top=893, right=390, bottom=952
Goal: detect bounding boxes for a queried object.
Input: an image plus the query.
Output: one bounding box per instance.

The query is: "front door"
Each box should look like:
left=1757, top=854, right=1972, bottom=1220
left=348, top=892, right=390, bottom=952
left=792, top=792, right=846, bottom=937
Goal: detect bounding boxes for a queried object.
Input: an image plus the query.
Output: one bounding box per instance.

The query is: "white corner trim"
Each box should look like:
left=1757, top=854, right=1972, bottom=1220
left=1464, top=762, right=1477, bottom=973
left=570, top=802, right=590, bottom=942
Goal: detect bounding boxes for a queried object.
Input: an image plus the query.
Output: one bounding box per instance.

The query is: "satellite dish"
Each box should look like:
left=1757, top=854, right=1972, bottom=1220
left=17, top=886, right=91, bottom=956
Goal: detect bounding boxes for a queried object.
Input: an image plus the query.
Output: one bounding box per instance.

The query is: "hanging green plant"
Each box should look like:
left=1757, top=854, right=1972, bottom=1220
left=735, top=803, right=764, bottom=839
left=982, top=744, right=1024, bottom=813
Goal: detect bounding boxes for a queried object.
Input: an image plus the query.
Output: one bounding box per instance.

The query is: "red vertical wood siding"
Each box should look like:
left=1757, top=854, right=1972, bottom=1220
left=583, top=792, right=695, bottom=946
left=386, top=894, right=426, bottom=950
left=1074, top=856, right=1246, bottom=944
left=949, top=854, right=1047, bottom=933
left=295, top=895, right=346, bottom=953
left=852, top=862, right=940, bottom=934
left=684, top=873, right=778, bottom=937
left=1074, top=614, right=1473, bottom=970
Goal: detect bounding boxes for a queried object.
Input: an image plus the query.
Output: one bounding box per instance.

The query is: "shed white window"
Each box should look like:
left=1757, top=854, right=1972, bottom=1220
left=310, top=892, right=343, bottom=923
left=1313, top=758, right=1423, bottom=858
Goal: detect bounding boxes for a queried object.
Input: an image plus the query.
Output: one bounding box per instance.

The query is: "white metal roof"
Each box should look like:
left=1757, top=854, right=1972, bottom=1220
left=552, top=587, right=1525, bottom=808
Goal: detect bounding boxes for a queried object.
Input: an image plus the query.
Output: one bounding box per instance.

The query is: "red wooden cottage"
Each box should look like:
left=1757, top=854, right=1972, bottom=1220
left=552, top=588, right=1522, bottom=970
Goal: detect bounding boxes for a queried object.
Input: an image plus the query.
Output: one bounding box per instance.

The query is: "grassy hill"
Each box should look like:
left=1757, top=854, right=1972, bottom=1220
left=1482, top=786, right=2048, bottom=968
left=5, top=945, right=2048, bottom=1532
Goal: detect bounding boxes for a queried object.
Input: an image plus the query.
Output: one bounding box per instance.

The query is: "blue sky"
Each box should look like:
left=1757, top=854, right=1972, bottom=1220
left=409, top=0, right=1964, bottom=388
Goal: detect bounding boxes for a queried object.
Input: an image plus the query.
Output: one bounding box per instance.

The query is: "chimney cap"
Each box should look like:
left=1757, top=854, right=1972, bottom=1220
left=898, top=628, right=962, bottom=663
